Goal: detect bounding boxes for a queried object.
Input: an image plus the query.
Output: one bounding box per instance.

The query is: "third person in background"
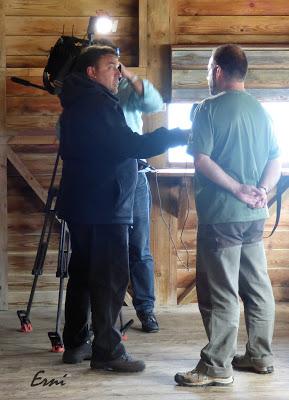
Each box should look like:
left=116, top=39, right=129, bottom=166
left=118, top=63, right=162, bottom=333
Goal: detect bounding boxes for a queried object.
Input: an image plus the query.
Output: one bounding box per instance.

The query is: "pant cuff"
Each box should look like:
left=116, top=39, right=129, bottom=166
left=196, top=359, right=233, bottom=378
left=248, top=353, right=274, bottom=367
left=92, top=342, right=125, bottom=362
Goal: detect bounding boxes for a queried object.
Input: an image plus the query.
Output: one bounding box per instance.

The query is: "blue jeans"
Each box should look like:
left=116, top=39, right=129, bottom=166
left=129, top=172, right=155, bottom=313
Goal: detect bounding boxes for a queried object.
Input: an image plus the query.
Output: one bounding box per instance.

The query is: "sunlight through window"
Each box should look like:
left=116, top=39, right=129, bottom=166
left=168, top=102, right=288, bottom=164
left=168, top=103, right=193, bottom=163
left=262, top=102, right=289, bottom=165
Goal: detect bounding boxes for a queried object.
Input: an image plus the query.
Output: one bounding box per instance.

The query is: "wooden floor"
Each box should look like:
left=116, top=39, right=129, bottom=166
left=0, top=304, right=289, bottom=400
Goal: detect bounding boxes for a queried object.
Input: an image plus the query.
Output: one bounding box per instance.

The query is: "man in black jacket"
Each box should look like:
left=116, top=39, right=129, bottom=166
left=57, top=45, right=189, bottom=373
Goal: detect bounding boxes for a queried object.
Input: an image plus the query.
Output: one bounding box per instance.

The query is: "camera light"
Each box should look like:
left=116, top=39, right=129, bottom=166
left=95, top=16, right=117, bottom=35
left=87, top=14, right=118, bottom=44
left=95, top=16, right=113, bottom=34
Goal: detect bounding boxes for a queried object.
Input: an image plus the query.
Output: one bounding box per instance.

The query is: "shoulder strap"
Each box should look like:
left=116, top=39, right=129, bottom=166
left=265, top=181, right=282, bottom=238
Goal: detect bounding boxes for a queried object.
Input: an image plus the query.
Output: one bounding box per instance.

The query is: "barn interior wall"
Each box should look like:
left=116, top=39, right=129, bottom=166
left=1, top=0, right=289, bottom=309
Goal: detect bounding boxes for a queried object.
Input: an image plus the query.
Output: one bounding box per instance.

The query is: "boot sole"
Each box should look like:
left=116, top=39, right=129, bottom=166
left=232, top=365, right=274, bottom=374
left=91, top=361, right=145, bottom=373
left=63, top=354, right=92, bottom=364
left=175, top=375, right=234, bottom=387
left=142, top=327, right=159, bottom=333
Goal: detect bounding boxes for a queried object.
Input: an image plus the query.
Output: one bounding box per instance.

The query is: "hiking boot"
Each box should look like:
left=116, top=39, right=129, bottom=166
left=175, top=369, right=234, bottom=387
left=62, top=340, right=92, bottom=364
left=91, top=353, right=145, bottom=372
left=137, top=311, right=159, bottom=333
left=232, top=354, right=274, bottom=374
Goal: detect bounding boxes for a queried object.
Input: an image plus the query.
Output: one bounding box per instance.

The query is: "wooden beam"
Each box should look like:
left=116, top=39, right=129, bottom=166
left=171, top=46, right=289, bottom=69
left=7, top=135, right=59, bottom=145
left=169, top=0, right=177, bottom=44
left=0, top=142, right=8, bottom=310
left=177, top=0, right=289, bottom=16
left=176, top=34, right=289, bottom=46
left=138, top=0, right=147, bottom=67
left=145, top=0, right=172, bottom=169
left=0, top=1, right=8, bottom=310
left=124, top=292, right=133, bottom=307
left=5, top=16, right=138, bottom=36
left=147, top=0, right=171, bottom=102
left=6, top=67, right=147, bottom=77
left=149, top=176, right=179, bottom=305
left=7, top=146, right=47, bottom=204
left=5, top=1, right=138, bottom=17
left=177, top=279, right=196, bottom=304
left=176, top=16, right=289, bottom=35
left=0, top=0, right=5, bottom=135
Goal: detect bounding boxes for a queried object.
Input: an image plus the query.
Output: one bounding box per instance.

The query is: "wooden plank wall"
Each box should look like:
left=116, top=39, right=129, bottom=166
left=4, top=0, right=140, bottom=308
left=164, top=0, right=289, bottom=303
left=173, top=0, right=289, bottom=45
left=146, top=0, right=289, bottom=304
left=5, top=0, right=139, bottom=134
left=171, top=46, right=289, bottom=102
left=174, top=180, right=289, bottom=304
left=0, top=0, right=8, bottom=310
left=2, top=0, right=289, bottom=308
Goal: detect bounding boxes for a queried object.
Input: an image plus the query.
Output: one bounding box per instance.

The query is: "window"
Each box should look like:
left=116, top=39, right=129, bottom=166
left=168, top=101, right=288, bottom=165
left=170, top=45, right=289, bottom=165
left=168, top=103, right=193, bottom=164
left=262, top=102, right=289, bottom=166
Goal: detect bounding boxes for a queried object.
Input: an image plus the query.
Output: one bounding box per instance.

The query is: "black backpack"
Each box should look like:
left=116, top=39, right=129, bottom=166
left=43, top=35, right=89, bottom=95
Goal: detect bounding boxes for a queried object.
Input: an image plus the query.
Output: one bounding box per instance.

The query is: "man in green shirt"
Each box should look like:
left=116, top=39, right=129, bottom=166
left=175, top=44, right=281, bottom=387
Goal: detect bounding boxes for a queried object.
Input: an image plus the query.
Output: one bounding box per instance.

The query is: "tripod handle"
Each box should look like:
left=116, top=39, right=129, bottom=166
left=11, top=76, right=48, bottom=92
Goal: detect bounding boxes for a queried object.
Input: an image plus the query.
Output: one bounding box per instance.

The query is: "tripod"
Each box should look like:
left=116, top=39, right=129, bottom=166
left=17, top=151, right=133, bottom=352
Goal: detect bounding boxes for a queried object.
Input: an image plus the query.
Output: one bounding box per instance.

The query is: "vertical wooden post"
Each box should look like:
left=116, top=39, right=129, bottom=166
left=169, top=0, right=177, bottom=45
left=146, top=0, right=178, bottom=169
left=0, top=0, right=8, bottom=310
left=147, top=0, right=171, bottom=103
left=146, top=1, right=179, bottom=305
left=0, top=139, right=8, bottom=310
left=150, top=178, right=179, bottom=305
left=138, top=0, right=147, bottom=68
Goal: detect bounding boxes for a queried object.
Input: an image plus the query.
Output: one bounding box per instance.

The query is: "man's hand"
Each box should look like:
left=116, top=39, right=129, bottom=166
left=119, top=63, right=143, bottom=95
left=233, top=184, right=266, bottom=208
left=253, top=187, right=268, bottom=209
left=119, top=63, right=135, bottom=81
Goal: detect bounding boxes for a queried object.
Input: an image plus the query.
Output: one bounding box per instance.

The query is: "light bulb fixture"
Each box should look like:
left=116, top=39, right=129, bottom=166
left=95, top=16, right=117, bottom=34
left=87, top=12, right=118, bottom=44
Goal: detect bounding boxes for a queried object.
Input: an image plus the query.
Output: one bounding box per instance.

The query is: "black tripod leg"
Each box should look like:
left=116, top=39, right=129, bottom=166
left=17, top=209, right=56, bottom=332
left=48, top=277, right=65, bottom=353
left=119, top=310, right=134, bottom=341
left=48, top=220, right=70, bottom=352
left=16, top=278, right=38, bottom=332
left=17, top=151, right=60, bottom=333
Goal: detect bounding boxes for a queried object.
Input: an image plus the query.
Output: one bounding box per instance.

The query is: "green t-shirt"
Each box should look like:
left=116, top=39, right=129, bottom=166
left=189, top=90, right=280, bottom=224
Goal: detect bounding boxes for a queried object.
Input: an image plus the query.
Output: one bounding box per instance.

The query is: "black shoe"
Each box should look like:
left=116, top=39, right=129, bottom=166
left=62, top=340, right=92, bottom=364
left=91, top=353, right=145, bottom=372
left=137, top=311, right=159, bottom=333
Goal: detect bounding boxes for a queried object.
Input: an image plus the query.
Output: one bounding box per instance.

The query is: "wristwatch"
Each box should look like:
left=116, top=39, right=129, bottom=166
left=259, top=185, right=269, bottom=194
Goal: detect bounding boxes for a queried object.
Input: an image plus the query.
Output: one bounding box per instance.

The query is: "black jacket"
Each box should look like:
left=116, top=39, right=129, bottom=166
left=57, top=73, right=187, bottom=224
